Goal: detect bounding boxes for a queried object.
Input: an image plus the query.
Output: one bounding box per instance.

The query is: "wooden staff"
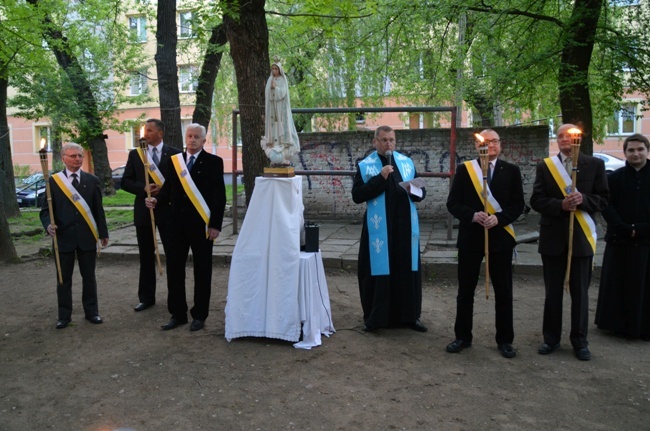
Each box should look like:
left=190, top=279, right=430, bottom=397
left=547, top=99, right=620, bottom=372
left=139, top=137, right=163, bottom=275
left=474, top=133, right=491, bottom=299
left=563, top=128, right=582, bottom=291
left=39, top=144, right=63, bottom=285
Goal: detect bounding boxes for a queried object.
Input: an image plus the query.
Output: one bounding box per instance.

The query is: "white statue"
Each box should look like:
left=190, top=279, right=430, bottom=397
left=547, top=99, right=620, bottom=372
left=262, top=62, right=300, bottom=166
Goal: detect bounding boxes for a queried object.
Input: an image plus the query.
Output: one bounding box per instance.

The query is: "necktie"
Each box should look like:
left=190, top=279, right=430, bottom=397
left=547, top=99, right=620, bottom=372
left=564, top=156, right=572, bottom=174
left=187, top=155, right=195, bottom=171
left=71, top=173, right=79, bottom=189
left=151, top=147, right=160, bottom=167
left=487, top=162, right=493, bottom=185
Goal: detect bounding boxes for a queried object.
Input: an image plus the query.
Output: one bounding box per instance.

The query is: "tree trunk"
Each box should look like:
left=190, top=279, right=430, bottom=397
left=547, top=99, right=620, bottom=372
left=193, top=23, right=228, bottom=129
left=0, top=77, right=20, bottom=218
left=156, top=0, right=183, bottom=150
left=558, top=0, right=603, bottom=154
left=223, top=0, right=269, bottom=205
left=0, top=76, right=18, bottom=261
left=26, top=0, right=113, bottom=193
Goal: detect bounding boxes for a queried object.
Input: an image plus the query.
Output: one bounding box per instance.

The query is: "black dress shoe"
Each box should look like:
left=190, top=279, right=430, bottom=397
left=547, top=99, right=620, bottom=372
left=161, top=317, right=188, bottom=330
left=85, top=315, right=103, bottom=324
left=190, top=319, right=205, bottom=332
left=574, top=347, right=591, bottom=361
left=409, top=319, right=428, bottom=332
left=56, top=319, right=71, bottom=329
left=538, top=342, right=560, bottom=355
left=134, top=302, right=155, bottom=312
left=498, top=343, right=517, bottom=359
left=363, top=324, right=374, bottom=333
left=446, top=339, right=471, bottom=353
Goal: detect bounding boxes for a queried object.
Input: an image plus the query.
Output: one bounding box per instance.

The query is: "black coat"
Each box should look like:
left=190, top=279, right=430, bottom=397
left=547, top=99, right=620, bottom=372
left=40, top=171, right=109, bottom=252
left=121, top=143, right=181, bottom=227
left=447, top=158, right=524, bottom=253
left=530, top=153, right=609, bottom=257
left=602, top=162, right=650, bottom=245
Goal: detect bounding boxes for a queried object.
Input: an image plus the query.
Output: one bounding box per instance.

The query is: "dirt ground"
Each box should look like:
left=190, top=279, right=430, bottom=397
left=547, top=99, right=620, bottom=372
left=0, top=256, right=648, bottom=431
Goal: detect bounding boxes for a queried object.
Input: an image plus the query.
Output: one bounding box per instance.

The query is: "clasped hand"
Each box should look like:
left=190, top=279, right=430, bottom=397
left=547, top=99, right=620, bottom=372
left=562, top=191, right=582, bottom=212
left=473, top=211, right=498, bottom=229
left=145, top=197, right=157, bottom=209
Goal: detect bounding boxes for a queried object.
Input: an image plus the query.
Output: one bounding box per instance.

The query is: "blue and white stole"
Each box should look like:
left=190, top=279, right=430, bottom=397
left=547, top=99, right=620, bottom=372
left=359, top=150, right=419, bottom=276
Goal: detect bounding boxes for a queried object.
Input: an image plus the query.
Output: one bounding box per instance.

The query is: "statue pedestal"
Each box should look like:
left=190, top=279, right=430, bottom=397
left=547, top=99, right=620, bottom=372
left=263, top=166, right=295, bottom=178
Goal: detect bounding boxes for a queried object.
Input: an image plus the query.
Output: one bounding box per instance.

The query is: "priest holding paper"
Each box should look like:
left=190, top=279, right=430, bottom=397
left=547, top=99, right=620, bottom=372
left=351, top=126, right=427, bottom=333
left=446, top=129, right=524, bottom=358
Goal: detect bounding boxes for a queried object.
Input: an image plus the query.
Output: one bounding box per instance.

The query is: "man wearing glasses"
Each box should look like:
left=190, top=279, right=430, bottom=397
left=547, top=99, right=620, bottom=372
left=40, top=143, right=109, bottom=329
left=446, top=129, right=525, bottom=358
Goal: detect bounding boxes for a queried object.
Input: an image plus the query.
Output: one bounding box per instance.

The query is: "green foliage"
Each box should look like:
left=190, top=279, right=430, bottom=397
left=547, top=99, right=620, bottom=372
left=12, top=165, right=32, bottom=180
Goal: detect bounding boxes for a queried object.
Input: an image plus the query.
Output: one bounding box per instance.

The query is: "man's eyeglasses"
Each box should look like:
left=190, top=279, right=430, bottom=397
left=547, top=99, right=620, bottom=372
left=64, top=154, right=84, bottom=159
left=484, top=139, right=500, bottom=145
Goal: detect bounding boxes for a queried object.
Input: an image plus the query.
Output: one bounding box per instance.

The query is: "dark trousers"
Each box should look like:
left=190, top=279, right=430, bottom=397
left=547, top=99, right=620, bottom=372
left=135, top=219, right=170, bottom=304
left=166, top=231, right=213, bottom=321
left=57, top=249, right=98, bottom=320
left=541, top=253, right=592, bottom=349
left=454, top=249, right=514, bottom=345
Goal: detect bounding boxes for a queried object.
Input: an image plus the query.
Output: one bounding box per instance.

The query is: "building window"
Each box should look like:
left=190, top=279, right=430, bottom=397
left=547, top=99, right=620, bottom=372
left=607, top=103, right=636, bottom=136
left=129, top=70, right=148, bottom=96
left=179, top=65, right=198, bottom=93
left=130, top=124, right=145, bottom=149
left=34, top=124, right=52, bottom=152
left=178, top=11, right=195, bottom=38
left=129, top=16, right=147, bottom=43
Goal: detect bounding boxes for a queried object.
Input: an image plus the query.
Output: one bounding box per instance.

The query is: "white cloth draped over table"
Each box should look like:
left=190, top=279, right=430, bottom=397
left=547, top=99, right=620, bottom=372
left=225, top=176, right=335, bottom=348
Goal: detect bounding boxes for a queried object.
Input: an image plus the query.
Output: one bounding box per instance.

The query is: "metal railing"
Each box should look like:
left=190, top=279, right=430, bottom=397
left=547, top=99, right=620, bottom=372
left=231, top=106, right=458, bottom=236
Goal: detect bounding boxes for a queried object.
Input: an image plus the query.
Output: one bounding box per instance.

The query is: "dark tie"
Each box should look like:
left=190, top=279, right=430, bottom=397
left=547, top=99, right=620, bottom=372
left=151, top=147, right=160, bottom=167
left=187, top=155, right=195, bottom=171
left=71, top=173, right=79, bottom=189
left=487, top=162, right=493, bottom=185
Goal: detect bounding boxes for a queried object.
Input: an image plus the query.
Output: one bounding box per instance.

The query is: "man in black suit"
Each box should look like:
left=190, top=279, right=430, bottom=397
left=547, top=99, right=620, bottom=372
left=446, top=129, right=525, bottom=358
left=40, top=143, right=109, bottom=329
left=530, top=123, right=609, bottom=361
left=147, top=123, right=226, bottom=331
left=122, top=118, right=181, bottom=312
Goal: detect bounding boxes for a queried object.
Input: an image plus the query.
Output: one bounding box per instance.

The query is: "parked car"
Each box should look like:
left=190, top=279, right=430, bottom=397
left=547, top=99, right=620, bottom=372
left=16, top=178, right=46, bottom=208
left=112, top=165, right=125, bottom=190
left=593, top=152, right=625, bottom=173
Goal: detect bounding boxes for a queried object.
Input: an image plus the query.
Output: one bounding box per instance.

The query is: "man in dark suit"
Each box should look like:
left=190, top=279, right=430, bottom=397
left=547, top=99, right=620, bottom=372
left=40, top=143, right=109, bottom=329
left=147, top=123, right=226, bottom=331
left=122, top=118, right=181, bottom=312
left=530, top=123, right=609, bottom=361
left=446, top=129, right=525, bottom=358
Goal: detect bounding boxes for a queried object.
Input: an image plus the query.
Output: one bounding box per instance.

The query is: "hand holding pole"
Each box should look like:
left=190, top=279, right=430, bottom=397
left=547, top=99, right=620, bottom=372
left=563, top=128, right=582, bottom=291
left=475, top=133, right=491, bottom=299
left=39, top=142, right=63, bottom=285
left=139, top=135, right=163, bottom=276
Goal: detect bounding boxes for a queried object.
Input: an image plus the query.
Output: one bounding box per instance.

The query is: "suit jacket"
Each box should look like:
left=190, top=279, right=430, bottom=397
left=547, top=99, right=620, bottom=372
left=159, top=150, right=227, bottom=234
left=121, top=143, right=181, bottom=227
left=447, top=158, right=525, bottom=253
left=530, top=153, right=609, bottom=257
left=40, top=171, right=109, bottom=253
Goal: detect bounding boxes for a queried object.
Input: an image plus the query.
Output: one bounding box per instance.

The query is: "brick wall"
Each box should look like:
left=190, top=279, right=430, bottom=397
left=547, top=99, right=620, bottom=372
left=260, top=126, right=549, bottom=220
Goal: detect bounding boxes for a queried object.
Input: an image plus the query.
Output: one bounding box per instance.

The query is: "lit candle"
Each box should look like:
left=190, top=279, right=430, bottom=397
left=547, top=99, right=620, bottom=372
left=140, top=125, right=145, bottom=140
left=40, top=137, right=47, bottom=151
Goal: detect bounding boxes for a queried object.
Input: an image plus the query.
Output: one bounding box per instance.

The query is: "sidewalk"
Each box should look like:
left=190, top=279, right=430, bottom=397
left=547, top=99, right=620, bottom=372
left=101, top=214, right=606, bottom=278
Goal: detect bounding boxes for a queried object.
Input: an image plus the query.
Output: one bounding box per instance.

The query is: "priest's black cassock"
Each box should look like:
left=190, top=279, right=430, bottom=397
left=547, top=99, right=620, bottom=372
left=596, top=162, right=650, bottom=339
left=351, top=153, right=426, bottom=330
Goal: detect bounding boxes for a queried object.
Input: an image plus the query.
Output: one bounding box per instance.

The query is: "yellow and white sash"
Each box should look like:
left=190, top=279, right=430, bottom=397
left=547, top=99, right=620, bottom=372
left=171, top=153, right=211, bottom=237
left=543, top=156, right=597, bottom=253
left=52, top=172, right=99, bottom=242
left=137, top=147, right=165, bottom=186
left=464, top=160, right=516, bottom=240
